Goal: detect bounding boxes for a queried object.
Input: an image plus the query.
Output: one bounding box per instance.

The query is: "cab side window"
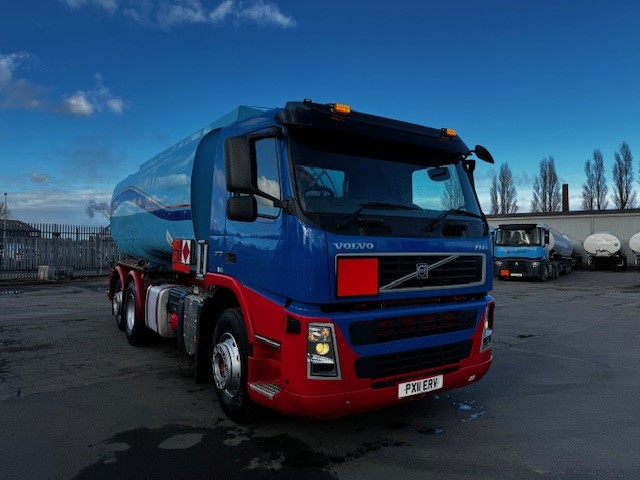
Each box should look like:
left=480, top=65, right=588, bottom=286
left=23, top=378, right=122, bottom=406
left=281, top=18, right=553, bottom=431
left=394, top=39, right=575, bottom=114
left=254, top=138, right=281, bottom=218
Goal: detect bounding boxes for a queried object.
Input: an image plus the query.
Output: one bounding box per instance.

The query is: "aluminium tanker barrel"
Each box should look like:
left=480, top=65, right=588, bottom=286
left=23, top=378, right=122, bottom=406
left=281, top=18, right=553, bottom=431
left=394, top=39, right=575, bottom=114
left=110, top=106, right=261, bottom=267
left=629, top=232, right=640, bottom=254
left=583, top=232, right=622, bottom=257
left=548, top=227, right=573, bottom=258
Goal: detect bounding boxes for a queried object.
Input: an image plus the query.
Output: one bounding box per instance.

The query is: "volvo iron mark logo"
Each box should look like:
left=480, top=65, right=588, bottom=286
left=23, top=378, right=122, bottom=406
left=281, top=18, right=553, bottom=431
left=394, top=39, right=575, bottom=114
left=416, top=263, right=429, bottom=279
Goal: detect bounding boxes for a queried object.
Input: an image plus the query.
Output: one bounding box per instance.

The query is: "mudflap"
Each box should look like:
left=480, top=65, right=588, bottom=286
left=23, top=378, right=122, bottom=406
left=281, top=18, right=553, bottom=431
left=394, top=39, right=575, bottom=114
left=195, top=313, right=214, bottom=384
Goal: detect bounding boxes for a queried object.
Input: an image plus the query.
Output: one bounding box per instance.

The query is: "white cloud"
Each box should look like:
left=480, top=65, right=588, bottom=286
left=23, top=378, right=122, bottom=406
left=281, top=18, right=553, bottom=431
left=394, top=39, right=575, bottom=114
left=60, top=0, right=118, bottom=13
left=237, top=0, right=296, bottom=28
left=157, top=0, right=207, bottom=28
left=61, top=91, right=94, bottom=116
left=67, top=0, right=296, bottom=29
left=0, top=51, right=34, bottom=84
left=210, top=0, right=234, bottom=23
left=0, top=52, right=126, bottom=117
left=9, top=187, right=114, bottom=225
left=107, top=98, right=125, bottom=114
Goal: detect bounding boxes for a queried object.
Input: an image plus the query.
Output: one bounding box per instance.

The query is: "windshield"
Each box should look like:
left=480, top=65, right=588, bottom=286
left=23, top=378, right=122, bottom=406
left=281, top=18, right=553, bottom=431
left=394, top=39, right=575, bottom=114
left=288, top=128, right=484, bottom=237
left=495, top=227, right=542, bottom=246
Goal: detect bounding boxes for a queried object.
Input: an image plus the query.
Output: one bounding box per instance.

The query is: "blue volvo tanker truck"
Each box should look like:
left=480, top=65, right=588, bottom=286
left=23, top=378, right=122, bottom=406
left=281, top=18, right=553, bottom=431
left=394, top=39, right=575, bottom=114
left=108, top=100, right=496, bottom=423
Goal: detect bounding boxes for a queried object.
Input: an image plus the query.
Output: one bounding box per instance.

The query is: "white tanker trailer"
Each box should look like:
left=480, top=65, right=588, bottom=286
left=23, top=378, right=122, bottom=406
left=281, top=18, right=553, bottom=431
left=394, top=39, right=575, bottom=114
left=628, top=232, right=640, bottom=267
left=583, top=232, right=627, bottom=271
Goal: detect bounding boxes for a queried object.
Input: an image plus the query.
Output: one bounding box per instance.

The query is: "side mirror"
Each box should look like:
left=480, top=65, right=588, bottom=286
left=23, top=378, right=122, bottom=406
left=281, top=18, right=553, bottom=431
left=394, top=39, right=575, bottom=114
left=225, top=135, right=256, bottom=193
left=474, top=145, right=495, bottom=164
left=227, top=195, right=257, bottom=222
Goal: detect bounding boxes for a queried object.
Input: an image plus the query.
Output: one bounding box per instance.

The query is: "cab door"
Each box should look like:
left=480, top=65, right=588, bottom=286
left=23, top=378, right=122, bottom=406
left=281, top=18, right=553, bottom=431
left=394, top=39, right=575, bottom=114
left=223, top=135, right=288, bottom=297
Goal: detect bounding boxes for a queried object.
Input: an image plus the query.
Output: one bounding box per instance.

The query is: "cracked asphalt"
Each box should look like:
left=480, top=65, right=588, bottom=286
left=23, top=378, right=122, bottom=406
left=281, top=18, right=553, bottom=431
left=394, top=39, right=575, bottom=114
left=1, top=271, right=639, bottom=479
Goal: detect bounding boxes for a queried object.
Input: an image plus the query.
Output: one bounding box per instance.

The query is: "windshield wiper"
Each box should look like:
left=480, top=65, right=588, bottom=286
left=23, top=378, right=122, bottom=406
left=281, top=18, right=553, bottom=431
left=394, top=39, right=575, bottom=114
left=336, top=202, right=421, bottom=231
left=425, top=208, right=484, bottom=232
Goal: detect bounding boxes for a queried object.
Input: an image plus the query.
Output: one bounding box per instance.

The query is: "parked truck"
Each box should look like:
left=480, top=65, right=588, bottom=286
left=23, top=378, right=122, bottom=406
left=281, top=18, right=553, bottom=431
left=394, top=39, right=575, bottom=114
left=108, top=99, right=496, bottom=423
left=493, top=223, right=574, bottom=281
left=583, top=232, right=627, bottom=271
left=629, top=232, right=640, bottom=268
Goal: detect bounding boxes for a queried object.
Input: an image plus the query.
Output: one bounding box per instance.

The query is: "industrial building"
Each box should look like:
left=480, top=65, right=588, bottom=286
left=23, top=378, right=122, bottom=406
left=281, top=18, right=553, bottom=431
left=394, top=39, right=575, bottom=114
left=487, top=208, right=640, bottom=268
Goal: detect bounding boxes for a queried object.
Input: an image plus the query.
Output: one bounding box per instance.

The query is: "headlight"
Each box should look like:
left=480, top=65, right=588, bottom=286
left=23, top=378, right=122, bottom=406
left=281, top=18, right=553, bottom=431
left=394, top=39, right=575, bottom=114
left=481, top=303, right=494, bottom=351
left=531, top=261, right=540, bottom=267
left=494, top=260, right=503, bottom=267
left=307, top=324, right=340, bottom=378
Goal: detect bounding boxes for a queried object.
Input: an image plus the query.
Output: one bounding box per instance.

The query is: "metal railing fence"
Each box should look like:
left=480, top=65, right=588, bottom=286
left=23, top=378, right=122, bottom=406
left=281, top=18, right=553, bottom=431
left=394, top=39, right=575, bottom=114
left=0, top=222, right=121, bottom=281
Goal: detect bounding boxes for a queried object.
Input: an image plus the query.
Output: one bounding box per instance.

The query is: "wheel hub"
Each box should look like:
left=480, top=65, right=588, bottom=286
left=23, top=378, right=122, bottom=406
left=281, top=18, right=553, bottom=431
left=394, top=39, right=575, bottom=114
left=112, top=291, right=122, bottom=316
left=213, top=334, right=241, bottom=396
left=125, top=293, right=136, bottom=331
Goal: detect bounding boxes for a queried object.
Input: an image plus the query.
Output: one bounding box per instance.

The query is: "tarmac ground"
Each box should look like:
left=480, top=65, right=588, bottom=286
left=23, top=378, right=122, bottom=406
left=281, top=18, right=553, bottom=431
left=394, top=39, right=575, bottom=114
left=1, top=269, right=639, bottom=479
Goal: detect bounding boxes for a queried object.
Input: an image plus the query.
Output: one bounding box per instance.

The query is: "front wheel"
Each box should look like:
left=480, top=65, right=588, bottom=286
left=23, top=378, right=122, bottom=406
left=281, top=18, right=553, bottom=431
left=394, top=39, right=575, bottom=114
left=212, top=308, right=260, bottom=423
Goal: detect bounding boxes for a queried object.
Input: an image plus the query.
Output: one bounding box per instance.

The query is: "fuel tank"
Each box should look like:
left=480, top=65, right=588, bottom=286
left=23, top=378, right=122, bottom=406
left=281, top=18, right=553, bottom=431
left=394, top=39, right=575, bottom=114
left=548, top=228, right=573, bottom=258
left=583, top=232, right=622, bottom=257
left=110, top=106, right=260, bottom=267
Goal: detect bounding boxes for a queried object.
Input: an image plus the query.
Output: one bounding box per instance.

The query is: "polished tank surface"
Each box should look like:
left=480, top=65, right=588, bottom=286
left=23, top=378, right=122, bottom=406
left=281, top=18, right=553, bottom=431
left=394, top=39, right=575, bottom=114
left=110, top=106, right=261, bottom=267
left=583, top=232, right=622, bottom=256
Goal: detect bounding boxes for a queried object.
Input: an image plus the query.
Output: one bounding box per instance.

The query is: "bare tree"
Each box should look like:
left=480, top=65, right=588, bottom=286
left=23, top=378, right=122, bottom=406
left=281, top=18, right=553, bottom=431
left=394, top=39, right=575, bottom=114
left=490, top=163, right=518, bottom=214
left=489, top=176, right=499, bottom=214
left=86, top=200, right=111, bottom=221
left=530, top=157, right=561, bottom=213
left=0, top=199, right=10, bottom=221
left=612, top=141, right=636, bottom=209
left=442, top=179, right=465, bottom=210
left=582, top=149, right=608, bottom=210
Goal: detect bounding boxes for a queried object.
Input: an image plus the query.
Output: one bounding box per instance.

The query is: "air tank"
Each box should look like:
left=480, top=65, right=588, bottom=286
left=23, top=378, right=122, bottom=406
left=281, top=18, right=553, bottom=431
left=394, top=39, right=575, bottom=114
left=110, top=106, right=261, bottom=267
left=583, top=232, right=622, bottom=257
left=629, top=232, right=640, bottom=254
left=548, top=227, right=573, bottom=258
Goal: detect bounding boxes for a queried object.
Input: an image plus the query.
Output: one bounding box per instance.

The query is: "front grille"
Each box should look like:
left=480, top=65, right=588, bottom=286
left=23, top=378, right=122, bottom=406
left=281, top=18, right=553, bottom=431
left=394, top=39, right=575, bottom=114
left=378, top=254, right=483, bottom=291
left=349, top=309, right=477, bottom=346
left=354, top=340, right=472, bottom=379
left=504, top=260, right=527, bottom=273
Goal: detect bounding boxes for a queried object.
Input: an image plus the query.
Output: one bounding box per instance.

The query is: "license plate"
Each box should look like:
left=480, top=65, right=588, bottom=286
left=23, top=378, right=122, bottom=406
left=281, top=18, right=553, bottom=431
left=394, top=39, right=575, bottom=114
left=398, top=374, right=443, bottom=399
left=510, top=273, right=523, bottom=277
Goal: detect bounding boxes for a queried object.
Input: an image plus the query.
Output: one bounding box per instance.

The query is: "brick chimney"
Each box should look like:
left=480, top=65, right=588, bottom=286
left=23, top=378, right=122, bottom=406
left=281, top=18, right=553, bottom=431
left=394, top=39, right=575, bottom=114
left=562, top=184, right=569, bottom=212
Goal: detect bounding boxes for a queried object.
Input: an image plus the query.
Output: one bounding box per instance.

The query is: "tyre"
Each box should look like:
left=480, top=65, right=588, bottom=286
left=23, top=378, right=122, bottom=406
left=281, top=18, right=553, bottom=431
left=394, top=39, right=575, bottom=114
left=212, top=308, right=260, bottom=423
left=124, top=281, right=145, bottom=346
left=112, top=276, right=126, bottom=332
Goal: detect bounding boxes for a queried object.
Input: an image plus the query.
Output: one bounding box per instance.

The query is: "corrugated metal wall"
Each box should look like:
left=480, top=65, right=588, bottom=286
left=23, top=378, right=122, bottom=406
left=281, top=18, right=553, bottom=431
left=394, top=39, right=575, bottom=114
left=488, top=209, right=640, bottom=266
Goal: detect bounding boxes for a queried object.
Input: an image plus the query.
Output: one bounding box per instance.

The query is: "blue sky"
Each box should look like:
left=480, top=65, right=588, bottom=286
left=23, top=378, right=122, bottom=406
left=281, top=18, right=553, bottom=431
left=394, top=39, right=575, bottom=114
left=1, top=0, right=639, bottom=225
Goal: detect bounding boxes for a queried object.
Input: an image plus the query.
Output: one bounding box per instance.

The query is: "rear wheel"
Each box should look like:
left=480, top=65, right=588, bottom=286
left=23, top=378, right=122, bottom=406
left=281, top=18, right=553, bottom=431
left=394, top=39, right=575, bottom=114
left=124, top=282, right=145, bottom=346
left=112, top=276, right=125, bottom=331
left=212, top=308, right=260, bottom=423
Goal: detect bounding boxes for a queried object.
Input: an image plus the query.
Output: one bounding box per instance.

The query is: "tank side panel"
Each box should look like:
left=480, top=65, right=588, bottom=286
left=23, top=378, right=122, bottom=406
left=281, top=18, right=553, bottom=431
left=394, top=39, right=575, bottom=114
left=548, top=228, right=573, bottom=257
left=111, top=106, right=264, bottom=267
left=111, top=138, right=200, bottom=267
left=629, top=232, right=640, bottom=254
left=583, top=233, right=621, bottom=256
